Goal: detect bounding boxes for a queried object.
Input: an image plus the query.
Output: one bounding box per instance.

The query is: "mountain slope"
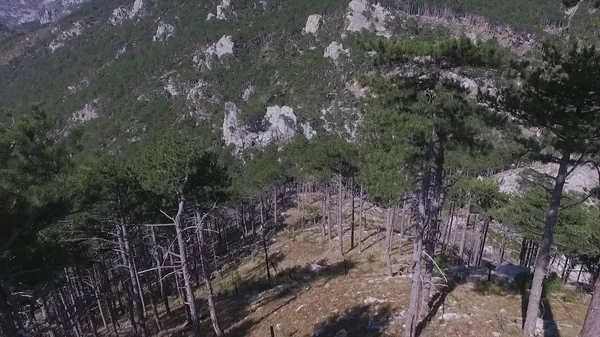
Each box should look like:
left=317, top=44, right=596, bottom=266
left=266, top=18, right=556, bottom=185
left=0, top=0, right=90, bottom=27
left=0, top=0, right=599, bottom=155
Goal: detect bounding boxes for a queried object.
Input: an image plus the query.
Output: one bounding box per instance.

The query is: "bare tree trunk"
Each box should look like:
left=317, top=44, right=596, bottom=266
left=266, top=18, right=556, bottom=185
left=273, top=186, right=278, bottom=227
left=385, top=206, right=394, bottom=277
left=498, top=229, right=506, bottom=266
left=405, top=235, right=424, bottom=337
left=150, top=226, right=171, bottom=316
left=458, top=200, right=471, bottom=264
left=196, top=212, right=223, bottom=336
left=351, top=177, right=355, bottom=249
left=119, top=224, right=150, bottom=337
left=174, top=198, right=202, bottom=336
left=476, top=219, right=490, bottom=267
left=359, top=186, right=364, bottom=253
left=338, top=174, right=344, bottom=256
left=523, top=151, right=570, bottom=336
left=326, top=184, right=332, bottom=240
left=442, top=202, right=456, bottom=253
left=580, top=273, right=600, bottom=337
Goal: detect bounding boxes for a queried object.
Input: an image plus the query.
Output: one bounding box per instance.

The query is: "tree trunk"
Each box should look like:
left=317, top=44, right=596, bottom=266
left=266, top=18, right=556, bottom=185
left=174, top=198, right=202, bottom=336
left=196, top=212, right=223, bottom=336
left=359, top=185, right=364, bottom=253
left=385, top=207, right=394, bottom=277
left=580, top=274, right=600, bottom=337
left=273, top=186, right=278, bottom=227
left=405, top=235, right=423, bottom=337
left=405, top=143, right=433, bottom=337
left=351, top=177, right=355, bottom=249
left=339, top=174, right=344, bottom=256
left=477, top=219, right=490, bottom=267
left=40, top=295, right=57, bottom=337
left=523, top=151, right=570, bottom=336
left=458, top=200, right=471, bottom=264
left=442, top=202, right=456, bottom=253
left=150, top=226, right=171, bottom=316
left=326, top=184, right=332, bottom=240
left=119, top=224, right=150, bottom=337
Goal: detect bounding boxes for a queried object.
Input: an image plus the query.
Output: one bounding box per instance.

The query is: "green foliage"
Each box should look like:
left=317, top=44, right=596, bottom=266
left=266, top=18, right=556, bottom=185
left=0, top=106, right=88, bottom=285
left=283, top=134, right=358, bottom=180
left=407, top=0, right=566, bottom=33
left=362, top=35, right=515, bottom=68
left=494, top=186, right=600, bottom=258
left=498, top=41, right=600, bottom=156
left=133, top=131, right=230, bottom=207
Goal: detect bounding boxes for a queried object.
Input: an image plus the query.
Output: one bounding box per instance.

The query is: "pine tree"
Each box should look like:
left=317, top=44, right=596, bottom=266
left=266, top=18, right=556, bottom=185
left=359, top=35, right=512, bottom=337
left=490, top=41, right=600, bottom=336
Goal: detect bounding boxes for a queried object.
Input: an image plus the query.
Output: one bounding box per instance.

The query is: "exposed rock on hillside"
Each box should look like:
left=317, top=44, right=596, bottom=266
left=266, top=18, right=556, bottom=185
left=303, top=14, right=323, bottom=35
left=223, top=103, right=297, bottom=151
left=48, top=21, right=83, bottom=52
left=324, top=42, right=349, bottom=62
left=206, top=0, right=234, bottom=21
left=0, top=0, right=89, bottom=27
left=345, top=0, right=393, bottom=38
left=493, top=162, right=600, bottom=195
left=153, top=21, right=175, bottom=42
left=109, top=0, right=145, bottom=26
left=193, top=35, right=235, bottom=70
left=70, top=99, right=99, bottom=125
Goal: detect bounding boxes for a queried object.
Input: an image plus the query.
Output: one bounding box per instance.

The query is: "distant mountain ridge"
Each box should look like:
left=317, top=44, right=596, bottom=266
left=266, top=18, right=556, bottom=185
left=0, top=0, right=89, bottom=28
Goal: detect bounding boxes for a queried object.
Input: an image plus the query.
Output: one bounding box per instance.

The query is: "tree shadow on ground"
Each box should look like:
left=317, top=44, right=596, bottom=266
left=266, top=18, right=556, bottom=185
left=160, top=259, right=358, bottom=337
left=519, top=276, right=561, bottom=337
left=308, top=303, right=393, bottom=337
left=416, top=280, right=459, bottom=336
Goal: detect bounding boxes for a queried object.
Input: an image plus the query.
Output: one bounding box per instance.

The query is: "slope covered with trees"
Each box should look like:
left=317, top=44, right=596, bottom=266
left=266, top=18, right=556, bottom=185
left=4, top=1, right=600, bottom=337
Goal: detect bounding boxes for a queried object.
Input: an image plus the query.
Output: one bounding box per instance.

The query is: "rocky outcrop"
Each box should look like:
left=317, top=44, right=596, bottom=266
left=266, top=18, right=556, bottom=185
left=70, top=99, right=99, bottom=124
left=153, top=21, right=175, bottom=42
left=345, top=0, right=393, bottom=38
left=241, top=84, right=254, bottom=102
left=206, top=0, right=234, bottom=21
left=301, top=122, right=317, bottom=140
left=223, top=103, right=297, bottom=151
left=67, top=79, right=89, bottom=94
left=493, top=162, right=600, bottom=195
left=115, top=44, right=128, bottom=59
left=303, top=14, right=323, bottom=35
left=0, top=0, right=90, bottom=27
left=109, top=0, right=145, bottom=26
left=324, top=42, right=349, bottom=62
left=193, top=35, right=235, bottom=70
left=48, top=21, right=83, bottom=52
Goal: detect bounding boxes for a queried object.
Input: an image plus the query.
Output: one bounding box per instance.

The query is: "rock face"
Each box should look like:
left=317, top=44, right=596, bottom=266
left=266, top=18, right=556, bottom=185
left=48, top=21, right=83, bottom=52
left=193, top=35, right=235, bottom=70
left=324, top=42, right=349, bottom=61
left=223, top=103, right=297, bottom=151
left=206, top=0, right=234, bottom=21
left=0, top=0, right=90, bottom=27
left=493, top=162, right=600, bottom=195
left=109, top=0, right=145, bottom=26
left=303, top=14, right=323, bottom=34
left=345, top=0, right=392, bottom=37
left=71, top=99, right=99, bottom=124
left=153, top=21, right=175, bottom=42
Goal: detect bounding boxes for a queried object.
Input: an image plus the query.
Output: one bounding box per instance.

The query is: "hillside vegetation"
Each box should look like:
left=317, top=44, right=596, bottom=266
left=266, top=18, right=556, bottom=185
left=3, top=1, right=600, bottom=337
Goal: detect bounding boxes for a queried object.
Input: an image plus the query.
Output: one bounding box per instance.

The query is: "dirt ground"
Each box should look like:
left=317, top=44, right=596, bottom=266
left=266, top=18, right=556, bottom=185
left=100, top=195, right=590, bottom=337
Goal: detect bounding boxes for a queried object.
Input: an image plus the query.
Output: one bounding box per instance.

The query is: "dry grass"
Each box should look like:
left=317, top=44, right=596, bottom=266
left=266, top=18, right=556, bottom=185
left=99, top=195, right=590, bottom=337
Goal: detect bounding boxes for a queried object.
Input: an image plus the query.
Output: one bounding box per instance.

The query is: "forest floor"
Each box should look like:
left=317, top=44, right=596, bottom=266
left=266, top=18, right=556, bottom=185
left=100, top=194, right=590, bottom=337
